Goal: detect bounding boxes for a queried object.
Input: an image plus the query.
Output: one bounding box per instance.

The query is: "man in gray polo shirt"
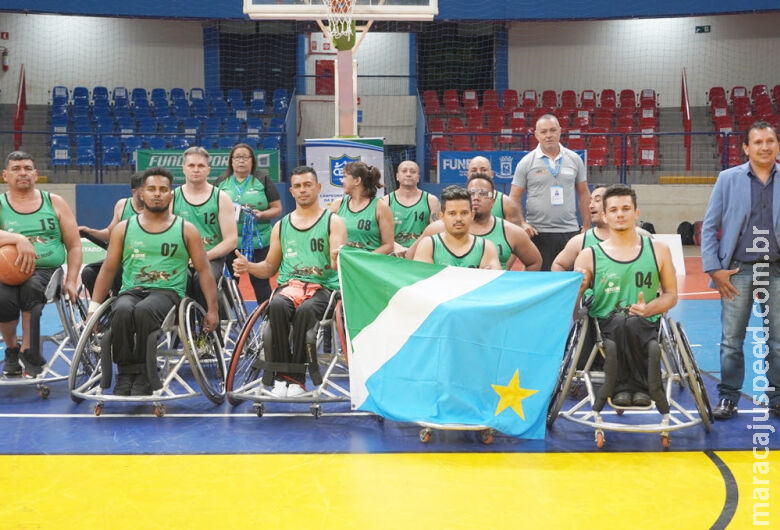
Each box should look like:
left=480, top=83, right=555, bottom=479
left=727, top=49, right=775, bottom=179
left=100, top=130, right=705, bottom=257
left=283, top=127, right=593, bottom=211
left=509, top=114, right=591, bottom=270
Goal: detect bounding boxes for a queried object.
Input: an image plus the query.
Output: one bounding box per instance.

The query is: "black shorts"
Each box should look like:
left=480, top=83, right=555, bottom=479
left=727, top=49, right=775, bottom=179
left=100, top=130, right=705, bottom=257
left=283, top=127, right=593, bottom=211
left=0, top=268, right=57, bottom=322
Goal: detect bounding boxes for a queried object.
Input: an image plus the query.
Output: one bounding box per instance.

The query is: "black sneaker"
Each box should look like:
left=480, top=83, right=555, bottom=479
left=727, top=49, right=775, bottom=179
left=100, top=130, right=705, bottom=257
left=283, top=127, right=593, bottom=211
left=713, top=398, right=738, bottom=420
left=632, top=392, right=651, bottom=406
left=114, top=373, right=134, bottom=396
left=21, top=349, right=46, bottom=378
left=612, top=391, right=632, bottom=407
left=130, top=372, right=152, bottom=396
left=2, top=346, right=22, bottom=376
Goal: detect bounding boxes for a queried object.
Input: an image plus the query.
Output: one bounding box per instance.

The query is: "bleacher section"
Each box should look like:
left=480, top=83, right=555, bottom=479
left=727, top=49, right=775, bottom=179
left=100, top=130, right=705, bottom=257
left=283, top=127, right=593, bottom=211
left=423, top=87, right=661, bottom=171
left=47, top=86, right=290, bottom=168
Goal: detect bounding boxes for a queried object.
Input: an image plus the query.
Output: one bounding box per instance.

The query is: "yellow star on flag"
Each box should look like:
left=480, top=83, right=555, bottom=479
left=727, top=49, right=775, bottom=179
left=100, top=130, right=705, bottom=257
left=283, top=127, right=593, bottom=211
left=491, top=369, right=538, bottom=420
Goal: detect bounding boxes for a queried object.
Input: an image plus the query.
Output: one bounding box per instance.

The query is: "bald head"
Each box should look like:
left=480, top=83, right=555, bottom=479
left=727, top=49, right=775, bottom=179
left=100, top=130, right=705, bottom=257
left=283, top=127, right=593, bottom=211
left=467, top=156, right=493, bottom=179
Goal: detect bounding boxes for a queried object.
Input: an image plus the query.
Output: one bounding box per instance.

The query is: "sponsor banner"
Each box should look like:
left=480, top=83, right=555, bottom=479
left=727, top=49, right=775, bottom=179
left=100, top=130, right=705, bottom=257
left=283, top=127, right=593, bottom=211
left=437, top=150, right=586, bottom=185
left=136, top=149, right=280, bottom=184
left=304, top=138, right=385, bottom=207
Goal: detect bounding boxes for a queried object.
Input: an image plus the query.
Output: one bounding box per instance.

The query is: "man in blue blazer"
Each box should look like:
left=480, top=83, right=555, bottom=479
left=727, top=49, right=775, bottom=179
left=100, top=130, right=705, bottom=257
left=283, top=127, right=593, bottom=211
left=702, top=121, right=780, bottom=419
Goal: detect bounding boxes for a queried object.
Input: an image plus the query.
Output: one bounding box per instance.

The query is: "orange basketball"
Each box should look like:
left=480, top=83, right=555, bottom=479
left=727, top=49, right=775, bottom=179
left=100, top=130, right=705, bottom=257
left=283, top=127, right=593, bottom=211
left=0, top=244, right=34, bottom=286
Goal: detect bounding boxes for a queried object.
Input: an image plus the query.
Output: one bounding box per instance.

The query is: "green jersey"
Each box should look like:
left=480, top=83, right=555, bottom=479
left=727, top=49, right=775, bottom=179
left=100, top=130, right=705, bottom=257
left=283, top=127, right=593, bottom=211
left=582, top=227, right=603, bottom=249
left=431, top=234, right=485, bottom=268
left=338, top=196, right=382, bottom=251
left=0, top=191, right=66, bottom=268
left=121, top=216, right=189, bottom=298
left=217, top=175, right=272, bottom=248
left=482, top=217, right=512, bottom=269
left=278, top=210, right=339, bottom=290
left=590, top=235, right=661, bottom=322
left=388, top=190, right=430, bottom=248
left=120, top=197, right=139, bottom=221
left=491, top=190, right=505, bottom=219
left=172, top=187, right=222, bottom=252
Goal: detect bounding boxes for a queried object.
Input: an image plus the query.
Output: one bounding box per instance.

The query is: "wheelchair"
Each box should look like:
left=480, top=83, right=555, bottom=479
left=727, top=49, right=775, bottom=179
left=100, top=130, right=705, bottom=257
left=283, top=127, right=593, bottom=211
left=217, top=264, right=249, bottom=357
left=68, top=295, right=226, bottom=416
left=546, top=305, right=713, bottom=449
left=225, top=288, right=352, bottom=418
left=0, top=267, right=87, bottom=398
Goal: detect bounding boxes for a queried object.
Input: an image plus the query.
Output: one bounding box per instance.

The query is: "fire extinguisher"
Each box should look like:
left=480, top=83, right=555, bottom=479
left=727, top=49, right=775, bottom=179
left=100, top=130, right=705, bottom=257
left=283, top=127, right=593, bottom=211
left=1, top=48, right=8, bottom=71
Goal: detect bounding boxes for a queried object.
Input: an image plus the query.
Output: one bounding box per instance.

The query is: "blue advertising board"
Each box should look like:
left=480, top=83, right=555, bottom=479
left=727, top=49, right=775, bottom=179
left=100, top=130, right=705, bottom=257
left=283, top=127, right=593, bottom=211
left=437, top=150, right=587, bottom=186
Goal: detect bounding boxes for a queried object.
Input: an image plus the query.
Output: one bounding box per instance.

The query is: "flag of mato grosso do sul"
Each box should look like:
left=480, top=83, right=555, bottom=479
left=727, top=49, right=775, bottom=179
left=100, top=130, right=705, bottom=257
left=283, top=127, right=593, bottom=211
left=337, top=248, right=582, bottom=439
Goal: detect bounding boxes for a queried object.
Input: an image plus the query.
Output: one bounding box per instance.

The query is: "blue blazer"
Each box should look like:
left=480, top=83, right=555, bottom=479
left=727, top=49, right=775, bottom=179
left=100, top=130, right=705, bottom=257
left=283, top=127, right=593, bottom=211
left=701, top=161, right=780, bottom=275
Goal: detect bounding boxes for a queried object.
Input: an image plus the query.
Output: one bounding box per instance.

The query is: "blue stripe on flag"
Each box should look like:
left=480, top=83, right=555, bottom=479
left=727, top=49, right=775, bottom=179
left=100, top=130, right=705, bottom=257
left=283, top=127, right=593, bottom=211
left=358, top=270, right=581, bottom=438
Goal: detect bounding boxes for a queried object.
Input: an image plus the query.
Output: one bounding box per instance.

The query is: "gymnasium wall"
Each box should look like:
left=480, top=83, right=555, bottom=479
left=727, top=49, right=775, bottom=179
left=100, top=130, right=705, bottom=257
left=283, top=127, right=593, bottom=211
left=0, top=13, right=205, bottom=105
left=507, top=13, right=780, bottom=108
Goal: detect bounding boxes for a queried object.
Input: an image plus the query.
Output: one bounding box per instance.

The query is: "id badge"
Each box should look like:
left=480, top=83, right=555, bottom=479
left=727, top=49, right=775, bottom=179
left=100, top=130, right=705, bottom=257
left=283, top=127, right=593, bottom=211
left=233, top=202, right=242, bottom=222
left=550, top=185, right=564, bottom=206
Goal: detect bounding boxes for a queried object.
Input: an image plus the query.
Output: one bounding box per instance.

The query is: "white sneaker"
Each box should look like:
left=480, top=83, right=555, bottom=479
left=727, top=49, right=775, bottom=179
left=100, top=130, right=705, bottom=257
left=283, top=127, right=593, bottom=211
left=270, top=380, right=287, bottom=398
left=286, top=383, right=305, bottom=397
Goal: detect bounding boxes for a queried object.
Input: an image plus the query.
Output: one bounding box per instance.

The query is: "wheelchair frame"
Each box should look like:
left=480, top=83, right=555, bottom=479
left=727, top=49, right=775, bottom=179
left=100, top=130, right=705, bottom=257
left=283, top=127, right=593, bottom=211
left=225, top=289, right=357, bottom=418
left=547, top=312, right=713, bottom=449
left=0, top=267, right=86, bottom=398
left=68, top=295, right=226, bottom=416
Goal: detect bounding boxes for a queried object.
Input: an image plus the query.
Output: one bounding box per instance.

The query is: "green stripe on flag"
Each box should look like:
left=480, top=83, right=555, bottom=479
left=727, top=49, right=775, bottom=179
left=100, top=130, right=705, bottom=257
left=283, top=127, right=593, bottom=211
left=337, top=248, right=444, bottom=336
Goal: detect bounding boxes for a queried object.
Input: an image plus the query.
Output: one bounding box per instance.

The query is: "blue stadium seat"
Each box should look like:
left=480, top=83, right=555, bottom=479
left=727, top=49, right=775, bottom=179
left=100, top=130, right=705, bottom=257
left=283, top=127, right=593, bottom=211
left=218, top=136, right=238, bottom=149
left=50, top=144, right=71, bottom=167
left=160, top=116, right=179, bottom=133
left=191, top=100, right=209, bottom=120
left=112, top=87, right=128, bottom=101
left=51, top=86, right=69, bottom=106
left=92, top=86, right=109, bottom=102
left=250, top=89, right=267, bottom=115
left=95, top=116, right=115, bottom=135
left=117, top=116, right=136, bottom=136
left=76, top=135, right=96, bottom=167
left=269, top=117, right=285, bottom=133
left=171, top=136, right=190, bottom=150
left=51, top=103, right=69, bottom=121
left=92, top=99, right=112, bottom=118
left=273, top=97, right=289, bottom=116
left=73, top=86, right=90, bottom=105
left=207, top=89, right=224, bottom=104
left=114, top=101, right=132, bottom=118
left=182, top=118, right=201, bottom=141
left=131, top=88, right=148, bottom=105
left=228, top=89, right=247, bottom=113
left=202, top=117, right=222, bottom=147
left=246, top=117, right=263, bottom=135
left=73, top=117, right=93, bottom=134
left=50, top=115, right=69, bottom=134
left=171, top=88, right=187, bottom=102
left=101, top=136, right=122, bottom=167
left=189, top=87, right=204, bottom=102
left=72, top=102, right=91, bottom=120
left=262, top=135, right=282, bottom=150
left=51, top=134, right=70, bottom=149
left=133, top=100, right=153, bottom=119
left=137, top=118, right=158, bottom=144
left=122, top=136, right=143, bottom=163
left=148, top=136, right=168, bottom=150
left=211, top=99, right=230, bottom=119
left=173, top=99, right=191, bottom=120
left=151, top=88, right=167, bottom=101
left=153, top=104, right=172, bottom=119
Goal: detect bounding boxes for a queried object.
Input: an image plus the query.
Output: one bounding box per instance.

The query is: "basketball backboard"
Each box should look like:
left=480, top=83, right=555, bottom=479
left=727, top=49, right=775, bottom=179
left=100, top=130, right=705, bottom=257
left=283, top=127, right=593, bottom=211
left=243, top=0, right=438, bottom=21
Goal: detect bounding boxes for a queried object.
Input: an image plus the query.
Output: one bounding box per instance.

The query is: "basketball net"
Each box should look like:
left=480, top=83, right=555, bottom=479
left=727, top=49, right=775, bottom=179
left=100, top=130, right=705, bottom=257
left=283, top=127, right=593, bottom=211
left=322, top=0, right=356, bottom=39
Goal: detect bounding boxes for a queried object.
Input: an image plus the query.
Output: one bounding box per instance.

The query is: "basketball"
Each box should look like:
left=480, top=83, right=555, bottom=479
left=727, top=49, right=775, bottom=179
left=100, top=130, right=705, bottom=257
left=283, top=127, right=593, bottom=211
left=0, top=244, right=34, bottom=286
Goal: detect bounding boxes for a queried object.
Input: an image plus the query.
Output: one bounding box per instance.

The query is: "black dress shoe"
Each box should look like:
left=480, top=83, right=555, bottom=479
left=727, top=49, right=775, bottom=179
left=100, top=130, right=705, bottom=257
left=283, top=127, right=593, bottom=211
left=632, top=392, right=651, bottom=406
left=612, top=391, right=632, bottom=407
left=713, top=398, right=738, bottom=420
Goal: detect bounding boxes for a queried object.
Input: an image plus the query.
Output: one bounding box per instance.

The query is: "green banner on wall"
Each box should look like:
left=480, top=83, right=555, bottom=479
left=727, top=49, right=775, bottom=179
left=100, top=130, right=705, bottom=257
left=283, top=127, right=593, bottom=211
left=135, top=149, right=280, bottom=184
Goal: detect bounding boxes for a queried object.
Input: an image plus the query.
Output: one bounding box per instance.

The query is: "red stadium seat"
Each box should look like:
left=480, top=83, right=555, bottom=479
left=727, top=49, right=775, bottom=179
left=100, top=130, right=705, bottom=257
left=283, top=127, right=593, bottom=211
left=588, top=135, right=608, bottom=151
left=486, top=112, right=505, bottom=131
left=617, top=113, right=635, bottom=129
left=522, top=90, right=537, bottom=112
left=613, top=136, right=634, bottom=167
left=429, top=135, right=449, bottom=167
left=466, top=108, right=484, bottom=129
left=541, top=90, right=558, bottom=110
left=446, top=116, right=465, bottom=132
left=553, top=108, right=572, bottom=128
left=423, top=90, right=440, bottom=115
left=473, top=134, right=494, bottom=151
left=600, top=89, right=617, bottom=112
left=587, top=148, right=607, bottom=168
left=451, top=134, right=472, bottom=151
left=564, top=133, right=585, bottom=151
left=619, top=89, right=636, bottom=109
left=443, top=89, right=460, bottom=115
left=502, top=89, right=519, bottom=110
left=560, top=90, right=577, bottom=112
left=428, top=117, right=445, bottom=133
left=638, top=146, right=659, bottom=169
left=462, top=89, right=479, bottom=110
left=731, top=86, right=748, bottom=102
left=751, top=85, right=768, bottom=100
left=773, top=85, right=780, bottom=106
left=483, top=89, right=500, bottom=110
left=581, top=90, right=597, bottom=111
left=638, top=116, right=657, bottom=130
left=573, top=109, right=591, bottom=128
left=497, top=128, right=516, bottom=148
left=592, top=114, right=612, bottom=130
left=639, top=89, right=656, bottom=108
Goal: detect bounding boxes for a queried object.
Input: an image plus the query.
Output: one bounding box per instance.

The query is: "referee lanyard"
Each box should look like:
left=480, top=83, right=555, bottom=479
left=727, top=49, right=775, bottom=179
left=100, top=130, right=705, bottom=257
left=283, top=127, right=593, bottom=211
left=542, top=155, right=562, bottom=178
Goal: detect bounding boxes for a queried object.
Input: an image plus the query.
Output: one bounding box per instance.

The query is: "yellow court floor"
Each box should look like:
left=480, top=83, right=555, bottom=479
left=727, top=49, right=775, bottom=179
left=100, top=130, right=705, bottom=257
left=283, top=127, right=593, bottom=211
left=2, top=450, right=772, bottom=528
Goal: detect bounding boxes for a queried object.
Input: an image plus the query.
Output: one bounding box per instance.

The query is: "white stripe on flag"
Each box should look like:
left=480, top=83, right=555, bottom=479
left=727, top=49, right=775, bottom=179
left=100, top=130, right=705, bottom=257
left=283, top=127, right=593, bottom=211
left=349, top=266, right=503, bottom=408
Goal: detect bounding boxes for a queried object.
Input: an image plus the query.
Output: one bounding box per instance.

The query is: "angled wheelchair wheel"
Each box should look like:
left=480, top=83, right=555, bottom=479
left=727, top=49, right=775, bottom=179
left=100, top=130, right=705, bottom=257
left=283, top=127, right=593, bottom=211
left=224, top=275, right=249, bottom=326
left=670, top=319, right=713, bottom=433
left=333, top=300, right=348, bottom=365
left=180, top=298, right=226, bottom=404
left=68, top=297, right=114, bottom=403
left=659, top=318, right=684, bottom=388
left=225, top=300, right=267, bottom=406
left=58, top=285, right=89, bottom=347
left=547, top=314, right=589, bottom=427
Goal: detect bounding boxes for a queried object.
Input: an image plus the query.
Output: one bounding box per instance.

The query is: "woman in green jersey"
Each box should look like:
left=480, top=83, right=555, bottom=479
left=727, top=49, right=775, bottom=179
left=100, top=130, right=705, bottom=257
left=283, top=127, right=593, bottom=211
left=328, top=161, right=394, bottom=254
left=216, top=143, right=282, bottom=304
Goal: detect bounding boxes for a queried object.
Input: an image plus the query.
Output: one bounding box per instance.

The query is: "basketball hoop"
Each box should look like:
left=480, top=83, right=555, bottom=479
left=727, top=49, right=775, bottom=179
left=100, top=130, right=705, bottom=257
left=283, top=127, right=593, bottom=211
left=322, top=0, right=356, bottom=41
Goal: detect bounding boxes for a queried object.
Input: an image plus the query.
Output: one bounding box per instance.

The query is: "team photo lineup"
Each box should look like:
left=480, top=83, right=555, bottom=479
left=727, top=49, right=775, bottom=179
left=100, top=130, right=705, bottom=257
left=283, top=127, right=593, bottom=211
left=1, top=1, right=779, bottom=527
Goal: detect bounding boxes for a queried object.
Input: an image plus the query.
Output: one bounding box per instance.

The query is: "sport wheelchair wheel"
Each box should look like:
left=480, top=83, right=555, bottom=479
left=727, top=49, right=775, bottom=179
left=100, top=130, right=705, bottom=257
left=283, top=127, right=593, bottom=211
left=547, top=314, right=589, bottom=427
left=68, top=297, right=115, bottom=404
left=669, top=319, right=713, bottom=432
left=180, top=299, right=226, bottom=404
left=332, top=300, right=348, bottom=365
left=225, top=300, right=267, bottom=406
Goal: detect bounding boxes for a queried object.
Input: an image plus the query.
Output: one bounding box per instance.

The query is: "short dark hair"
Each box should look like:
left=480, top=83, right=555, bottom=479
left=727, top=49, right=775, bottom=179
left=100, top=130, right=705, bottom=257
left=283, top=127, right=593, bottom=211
left=590, top=183, right=608, bottom=192
left=130, top=172, right=144, bottom=190
left=141, top=167, right=174, bottom=186
left=5, top=151, right=34, bottom=167
left=602, top=184, right=637, bottom=211
left=291, top=165, right=317, bottom=182
left=744, top=120, right=778, bottom=146
left=441, top=185, right=472, bottom=210
left=466, top=172, right=495, bottom=191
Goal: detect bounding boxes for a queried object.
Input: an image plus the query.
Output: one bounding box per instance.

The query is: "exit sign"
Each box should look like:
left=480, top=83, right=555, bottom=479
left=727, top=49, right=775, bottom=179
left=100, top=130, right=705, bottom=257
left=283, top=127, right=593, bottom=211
left=695, top=25, right=711, bottom=34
